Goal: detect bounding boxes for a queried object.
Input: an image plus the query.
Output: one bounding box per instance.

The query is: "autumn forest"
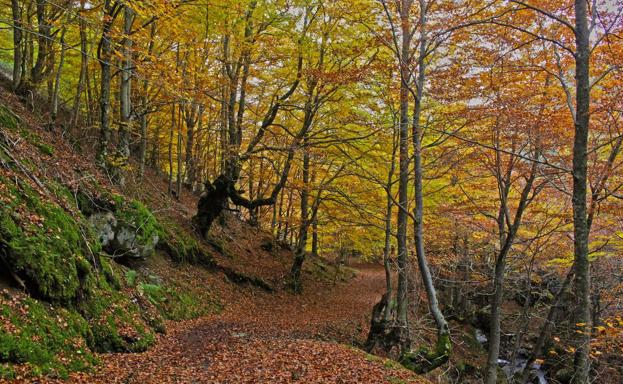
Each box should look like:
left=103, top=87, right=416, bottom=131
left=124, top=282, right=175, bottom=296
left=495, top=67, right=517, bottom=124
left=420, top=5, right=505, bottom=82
left=0, top=0, right=622, bottom=383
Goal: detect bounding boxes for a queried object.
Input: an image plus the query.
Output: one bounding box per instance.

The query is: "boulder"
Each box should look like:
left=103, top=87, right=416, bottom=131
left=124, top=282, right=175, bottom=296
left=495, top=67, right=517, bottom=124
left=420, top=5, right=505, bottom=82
left=89, top=211, right=159, bottom=260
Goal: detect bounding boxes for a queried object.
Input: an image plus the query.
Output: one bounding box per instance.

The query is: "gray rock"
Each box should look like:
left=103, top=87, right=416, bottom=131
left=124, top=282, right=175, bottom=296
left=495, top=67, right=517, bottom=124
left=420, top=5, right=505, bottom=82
left=89, top=212, right=159, bottom=260
left=89, top=212, right=117, bottom=246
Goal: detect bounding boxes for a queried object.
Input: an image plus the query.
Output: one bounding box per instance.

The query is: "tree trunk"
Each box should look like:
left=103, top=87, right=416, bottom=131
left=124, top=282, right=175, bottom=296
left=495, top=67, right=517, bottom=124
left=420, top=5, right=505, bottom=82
left=311, top=211, right=319, bottom=257
left=485, top=163, right=537, bottom=384
left=382, top=126, right=397, bottom=322
left=395, top=0, right=413, bottom=340
left=31, top=0, right=50, bottom=86
left=51, top=6, right=71, bottom=126
left=71, top=0, right=88, bottom=128
left=168, top=104, right=175, bottom=195
left=176, top=106, right=183, bottom=199
left=139, top=22, right=156, bottom=177
left=484, top=240, right=511, bottom=384
left=11, top=0, right=22, bottom=91
left=116, top=5, right=134, bottom=186
left=289, top=138, right=310, bottom=293
left=193, top=175, right=231, bottom=238
left=400, top=2, right=450, bottom=373
left=571, top=1, right=591, bottom=381
left=96, top=0, right=116, bottom=168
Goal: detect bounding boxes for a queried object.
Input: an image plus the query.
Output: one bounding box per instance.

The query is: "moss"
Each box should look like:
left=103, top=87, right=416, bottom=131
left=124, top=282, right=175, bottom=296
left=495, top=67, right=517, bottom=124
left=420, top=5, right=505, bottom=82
left=36, top=142, right=54, bottom=156
left=0, top=106, right=54, bottom=156
left=0, top=363, right=16, bottom=379
left=161, top=288, right=221, bottom=320
left=0, top=177, right=91, bottom=302
left=159, top=219, right=214, bottom=267
left=0, top=294, right=97, bottom=379
left=387, top=377, right=407, bottom=384
left=117, top=199, right=160, bottom=248
left=0, top=105, right=20, bottom=131
left=99, top=257, right=121, bottom=290
left=78, top=268, right=156, bottom=353
left=135, top=276, right=221, bottom=321
left=139, top=283, right=166, bottom=305
left=399, top=332, right=451, bottom=374
left=125, top=269, right=138, bottom=286
left=309, top=260, right=357, bottom=283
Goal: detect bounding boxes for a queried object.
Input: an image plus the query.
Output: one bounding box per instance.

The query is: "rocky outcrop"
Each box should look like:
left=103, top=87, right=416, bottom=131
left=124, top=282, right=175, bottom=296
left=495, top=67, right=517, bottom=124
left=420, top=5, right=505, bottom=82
left=89, top=211, right=158, bottom=260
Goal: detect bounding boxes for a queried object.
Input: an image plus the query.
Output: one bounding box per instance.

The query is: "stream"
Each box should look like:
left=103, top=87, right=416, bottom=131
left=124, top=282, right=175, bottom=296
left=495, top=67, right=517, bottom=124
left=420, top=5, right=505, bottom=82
left=475, top=328, right=548, bottom=384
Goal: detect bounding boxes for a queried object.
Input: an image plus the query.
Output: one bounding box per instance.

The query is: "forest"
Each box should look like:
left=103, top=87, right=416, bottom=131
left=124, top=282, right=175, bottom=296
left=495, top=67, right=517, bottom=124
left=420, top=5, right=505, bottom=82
left=0, top=0, right=622, bottom=383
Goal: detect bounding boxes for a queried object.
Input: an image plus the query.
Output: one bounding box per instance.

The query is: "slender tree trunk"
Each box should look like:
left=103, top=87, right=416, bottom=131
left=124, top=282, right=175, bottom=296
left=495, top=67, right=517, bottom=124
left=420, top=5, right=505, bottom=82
left=22, top=1, right=34, bottom=90
left=11, top=0, right=22, bottom=91
left=32, top=0, right=50, bottom=85
left=176, top=106, right=183, bottom=199
left=150, top=122, right=161, bottom=169
left=485, top=240, right=512, bottom=384
left=97, top=0, right=116, bottom=168
left=117, top=5, right=134, bottom=186
left=284, top=188, right=294, bottom=243
left=276, top=188, right=285, bottom=238
left=400, top=2, right=450, bottom=372
left=485, top=166, right=537, bottom=384
left=168, top=104, right=175, bottom=195
left=85, top=55, right=94, bottom=128
left=184, top=103, right=200, bottom=189
left=289, top=138, right=310, bottom=293
left=383, top=126, right=397, bottom=322
left=71, top=0, right=88, bottom=127
left=51, top=6, right=71, bottom=126
left=571, top=1, right=591, bottom=381
left=139, top=23, right=156, bottom=177
left=311, top=211, right=319, bottom=257
left=395, top=0, right=413, bottom=339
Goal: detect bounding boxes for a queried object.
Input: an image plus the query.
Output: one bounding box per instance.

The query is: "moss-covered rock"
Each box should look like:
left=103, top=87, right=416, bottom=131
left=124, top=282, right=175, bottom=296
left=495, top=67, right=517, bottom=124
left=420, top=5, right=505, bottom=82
left=0, top=177, right=161, bottom=372
left=0, top=166, right=218, bottom=377
left=0, top=177, right=91, bottom=302
left=399, top=332, right=451, bottom=374
left=78, top=259, right=156, bottom=353
left=78, top=192, right=161, bottom=261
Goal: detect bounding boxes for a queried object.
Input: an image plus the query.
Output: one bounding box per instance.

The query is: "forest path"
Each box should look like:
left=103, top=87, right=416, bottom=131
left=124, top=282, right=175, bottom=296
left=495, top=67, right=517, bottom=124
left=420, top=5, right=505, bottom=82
left=71, top=264, right=426, bottom=384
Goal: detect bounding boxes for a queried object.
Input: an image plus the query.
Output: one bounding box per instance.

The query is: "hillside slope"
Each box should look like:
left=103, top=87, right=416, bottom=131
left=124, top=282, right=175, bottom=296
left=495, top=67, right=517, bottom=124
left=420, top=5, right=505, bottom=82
left=0, top=83, right=428, bottom=383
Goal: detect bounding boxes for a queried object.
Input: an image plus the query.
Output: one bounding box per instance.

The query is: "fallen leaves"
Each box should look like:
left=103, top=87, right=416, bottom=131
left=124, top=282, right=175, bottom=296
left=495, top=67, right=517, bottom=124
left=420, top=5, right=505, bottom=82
left=1, top=266, right=427, bottom=384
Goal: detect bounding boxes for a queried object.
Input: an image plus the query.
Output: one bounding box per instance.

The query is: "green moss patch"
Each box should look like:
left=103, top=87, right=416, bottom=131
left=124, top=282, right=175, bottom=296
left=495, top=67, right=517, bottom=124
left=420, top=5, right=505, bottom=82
left=0, top=177, right=91, bottom=302
left=159, top=220, right=214, bottom=267
left=129, top=269, right=221, bottom=321
left=78, top=260, right=157, bottom=353
left=0, top=105, right=20, bottom=131
left=0, top=292, right=97, bottom=379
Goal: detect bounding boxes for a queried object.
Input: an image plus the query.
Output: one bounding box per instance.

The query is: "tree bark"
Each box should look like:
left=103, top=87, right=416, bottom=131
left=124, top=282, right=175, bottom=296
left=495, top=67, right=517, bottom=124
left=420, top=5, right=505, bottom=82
left=71, top=0, right=88, bottom=128
left=31, top=0, right=51, bottom=86
left=11, top=0, right=22, bottom=91
left=116, top=5, right=135, bottom=186
left=395, top=0, right=413, bottom=340
left=383, top=124, right=398, bottom=322
left=96, top=0, right=117, bottom=168
left=51, top=5, right=71, bottom=126
left=485, top=163, right=537, bottom=384
left=571, top=1, right=591, bottom=382
left=398, top=2, right=451, bottom=373
left=289, top=138, right=310, bottom=293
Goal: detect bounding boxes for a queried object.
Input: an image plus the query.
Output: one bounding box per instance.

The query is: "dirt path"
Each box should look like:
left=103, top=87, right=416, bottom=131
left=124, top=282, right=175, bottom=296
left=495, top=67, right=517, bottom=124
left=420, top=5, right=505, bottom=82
left=60, top=264, right=426, bottom=384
